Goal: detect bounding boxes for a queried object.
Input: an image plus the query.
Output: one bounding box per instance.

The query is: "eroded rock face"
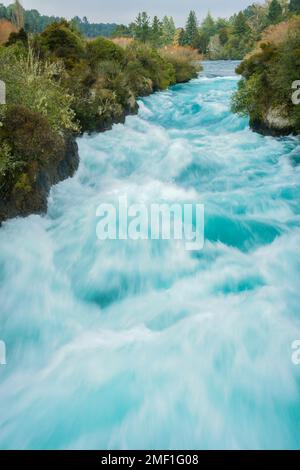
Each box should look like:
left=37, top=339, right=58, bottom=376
left=265, top=106, right=294, bottom=132
left=0, top=134, right=79, bottom=224
left=0, top=96, right=137, bottom=224
left=250, top=106, right=296, bottom=137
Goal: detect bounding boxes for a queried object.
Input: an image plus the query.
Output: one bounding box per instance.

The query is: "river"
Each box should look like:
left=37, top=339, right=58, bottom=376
left=0, top=61, right=300, bottom=450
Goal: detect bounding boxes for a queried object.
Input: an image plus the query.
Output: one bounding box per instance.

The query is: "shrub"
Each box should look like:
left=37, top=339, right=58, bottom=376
left=0, top=140, right=25, bottom=199
left=74, top=87, right=124, bottom=132
left=125, top=43, right=176, bottom=90
left=0, top=45, right=79, bottom=132
left=3, top=105, right=65, bottom=164
left=39, top=21, right=85, bottom=69
left=159, top=45, right=202, bottom=83
left=86, top=37, right=125, bottom=69
left=6, top=28, right=28, bottom=47
left=0, top=104, right=67, bottom=199
left=232, top=17, right=300, bottom=133
left=0, top=140, right=23, bottom=178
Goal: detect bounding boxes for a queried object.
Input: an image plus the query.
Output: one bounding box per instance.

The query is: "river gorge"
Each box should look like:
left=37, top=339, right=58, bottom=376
left=0, top=61, right=300, bottom=450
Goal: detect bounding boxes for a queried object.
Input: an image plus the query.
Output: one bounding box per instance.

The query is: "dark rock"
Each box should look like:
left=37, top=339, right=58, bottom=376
left=250, top=118, right=296, bottom=137
left=0, top=134, right=79, bottom=224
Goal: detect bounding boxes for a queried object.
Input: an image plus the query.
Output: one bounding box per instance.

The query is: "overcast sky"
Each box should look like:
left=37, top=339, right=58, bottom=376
left=4, top=0, right=255, bottom=26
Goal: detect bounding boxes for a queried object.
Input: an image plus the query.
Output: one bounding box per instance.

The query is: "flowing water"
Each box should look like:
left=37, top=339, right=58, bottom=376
left=1, top=61, right=300, bottom=450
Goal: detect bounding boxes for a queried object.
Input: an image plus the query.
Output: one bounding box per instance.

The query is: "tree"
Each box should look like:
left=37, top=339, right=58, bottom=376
left=161, top=16, right=176, bottom=45
left=133, top=12, right=151, bottom=42
left=24, top=9, right=41, bottom=33
left=112, top=24, right=133, bottom=38
left=0, top=3, right=9, bottom=20
left=183, top=10, right=199, bottom=46
left=198, top=12, right=216, bottom=53
left=267, top=0, right=283, bottom=24
left=201, top=12, right=216, bottom=37
left=244, top=3, right=268, bottom=36
left=233, top=11, right=250, bottom=36
left=11, top=0, right=24, bottom=30
left=151, top=15, right=162, bottom=47
left=173, top=27, right=185, bottom=46
left=289, top=0, right=300, bottom=14
left=219, top=27, right=229, bottom=46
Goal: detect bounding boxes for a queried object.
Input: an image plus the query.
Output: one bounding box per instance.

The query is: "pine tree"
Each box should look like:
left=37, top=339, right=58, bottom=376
left=151, top=16, right=162, bottom=47
left=174, top=28, right=185, bottom=46
left=233, top=12, right=250, bottom=36
left=133, top=11, right=151, bottom=42
left=201, top=12, right=216, bottom=37
left=161, top=16, right=176, bottom=45
left=183, top=10, right=199, bottom=46
left=198, top=12, right=216, bottom=53
left=267, top=0, right=283, bottom=24
left=289, top=0, right=300, bottom=14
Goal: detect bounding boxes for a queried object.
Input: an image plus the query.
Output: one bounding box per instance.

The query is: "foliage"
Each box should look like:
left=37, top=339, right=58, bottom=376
left=38, top=20, right=85, bottom=69
left=159, top=46, right=202, bottom=83
left=0, top=19, right=201, bottom=203
left=2, top=105, right=65, bottom=164
left=0, top=140, right=22, bottom=179
left=131, top=12, right=151, bottom=43
left=151, top=16, right=163, bottom=48
left=0, top=44, right=78, bottom=132
left=0, top=2, right=118, bottom=37
left=5, top=27, right=27, bottom=46
left=86, top=36, right=125, bottom=67
left=11, top=0, right=24, bottom=30
left=0, top=104, right=65, bottom=198
left=183, top=11, right=199, bottom=47
left=125, top=42, right=176, bottom=90
left=0, top=139, right=25, bottom=197
left=161, top=16, right=176, bottom=45
left=267, top=0, right=283, bottom=24
left=184, top=1, right=295, bottom=59
left=114, top=11, right=177, bottom=47
left=289, top=0, right=300, bottom=14
left=232, top=16, right=300, bottom=133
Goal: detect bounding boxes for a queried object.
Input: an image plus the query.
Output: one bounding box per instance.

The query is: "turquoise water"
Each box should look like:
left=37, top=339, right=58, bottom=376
left=1, top=61, right=300, bottom=450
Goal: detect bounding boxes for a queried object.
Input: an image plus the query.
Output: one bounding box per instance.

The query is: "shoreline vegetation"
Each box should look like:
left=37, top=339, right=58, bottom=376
left=0, top=6, right=202, bottom=223
left=1, top=1, right=298, bottom=59
left=232, top=15, right=300, bottom=136
left=0, top=1, right=300, bottom=223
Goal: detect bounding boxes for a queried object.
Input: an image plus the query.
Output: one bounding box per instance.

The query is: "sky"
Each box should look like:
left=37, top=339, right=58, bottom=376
left=4, top=0, right=255, bottom=26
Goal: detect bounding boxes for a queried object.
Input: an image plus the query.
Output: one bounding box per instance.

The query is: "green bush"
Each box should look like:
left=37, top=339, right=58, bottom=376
left=6, top=28, right=28, bottom=47
left=86, top=37, right=125, bottom=68
left=3, top=105, right=65, bottom=164
left=39, top=21, right=85, bottom=69
left=0, top=105, right=66, bottom=199
left=125, top=43, right=176, bottom=90
left=0, top=21, right=202, bottom=205
left=232, top=17, right=300, bottom=133
left=0, top=140, right=25, bottom=199
left=0, top=45, right=79, bottom=132
left=164, top=56, right=197, bottom=83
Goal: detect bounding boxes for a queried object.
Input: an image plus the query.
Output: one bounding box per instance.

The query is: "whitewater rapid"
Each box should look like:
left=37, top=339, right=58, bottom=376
left=0, top=61, right=300, bottom=450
